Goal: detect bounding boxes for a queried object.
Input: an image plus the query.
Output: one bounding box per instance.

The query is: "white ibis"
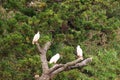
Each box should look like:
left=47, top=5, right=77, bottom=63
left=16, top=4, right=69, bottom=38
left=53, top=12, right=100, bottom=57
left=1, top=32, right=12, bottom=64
left=76, top=45, right=83, bottom=60
left=49, top=53, right=60, bottom=64
left=32, top=31, right=40, bottom=44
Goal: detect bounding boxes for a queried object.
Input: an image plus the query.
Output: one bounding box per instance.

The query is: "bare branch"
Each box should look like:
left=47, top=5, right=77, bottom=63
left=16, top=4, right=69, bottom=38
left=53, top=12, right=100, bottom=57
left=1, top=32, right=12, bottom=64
left=49, top=64, right=64, bottom=74
left=50, top=58, right=82, bottom=76
left=50, top=67, right=64, bottom=79
left=40, top=54, right=49, bottom=73
left=68, top=57, right=92, bottom=69
left=36, top=43, right=44, bottom=54
left=43, top=41, right=51, bottom=52
left=50, top=58, right=92, bottom=77
left=36, top=42, right=51, bottom=73
left=64, top=58, right=82, bottom=67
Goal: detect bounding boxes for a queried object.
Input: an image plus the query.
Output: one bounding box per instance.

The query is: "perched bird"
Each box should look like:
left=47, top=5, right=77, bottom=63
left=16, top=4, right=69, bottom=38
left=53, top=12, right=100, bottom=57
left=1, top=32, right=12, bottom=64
left=32, top=31, right=40, bottom=44
left=76, top=45, right=83, bottom=60
left=49, top=53, right=60, bottom=64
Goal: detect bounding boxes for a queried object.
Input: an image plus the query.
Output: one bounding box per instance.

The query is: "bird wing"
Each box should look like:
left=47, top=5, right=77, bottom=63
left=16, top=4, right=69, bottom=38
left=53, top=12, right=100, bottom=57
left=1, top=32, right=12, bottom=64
left=54, top=54, right=60, bottom=63
left=32, top=33, right=40, bottom=44
left=49, top=58, right=54, bottom=63
left=32, top=34, right=37, bottom=44
left=49, top=55, right=56, bottom=63
left=77, top=47, right=83, bottom=57
left=49, top=54, right=60, bottom=63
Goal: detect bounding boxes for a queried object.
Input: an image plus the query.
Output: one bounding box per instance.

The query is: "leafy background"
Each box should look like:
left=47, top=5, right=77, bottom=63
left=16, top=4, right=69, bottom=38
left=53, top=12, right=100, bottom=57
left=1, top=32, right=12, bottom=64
left=0, top=0, right=120, bottom=80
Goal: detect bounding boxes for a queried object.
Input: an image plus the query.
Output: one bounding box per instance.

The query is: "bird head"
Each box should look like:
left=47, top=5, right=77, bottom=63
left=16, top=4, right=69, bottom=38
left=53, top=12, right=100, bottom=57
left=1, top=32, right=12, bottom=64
left=37, top=31, right=40, bottom=34
left=77, top=45, right=80, bottom=48
left=56, top=53, right=63, bottom=59
left=56, top=53, right=60, bottom=56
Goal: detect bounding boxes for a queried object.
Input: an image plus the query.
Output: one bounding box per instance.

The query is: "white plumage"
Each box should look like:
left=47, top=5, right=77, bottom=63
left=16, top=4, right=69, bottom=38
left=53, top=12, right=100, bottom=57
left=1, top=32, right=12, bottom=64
left=76, top=45, right=83, bottom=60
left=32, top=31, right=40, bottom=44
left=49, top=53, right=60, bottom=64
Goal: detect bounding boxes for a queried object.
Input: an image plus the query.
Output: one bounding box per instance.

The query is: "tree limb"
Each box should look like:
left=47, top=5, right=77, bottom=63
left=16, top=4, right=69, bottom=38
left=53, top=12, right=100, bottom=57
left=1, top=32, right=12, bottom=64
left=43, top=42, right=51, bottom=52
left=64, top=58, right=83, bottom=67
left=68, top=57, right=92, bottom=69
left=36, top=43, right=44, bottom=54
left=50, top=58, right=82, bottom=76
left=49, top=64, right=64, bottom=74
left=50, top=57, right=92, bottom=77
left=36, top=42, right=51, bottom=73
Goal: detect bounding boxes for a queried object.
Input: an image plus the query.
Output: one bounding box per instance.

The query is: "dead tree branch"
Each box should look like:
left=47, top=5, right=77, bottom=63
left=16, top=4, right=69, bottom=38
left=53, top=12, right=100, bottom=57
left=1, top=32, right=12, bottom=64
left=36, top=42, right=51, bottom=73
left=50, top=58, right=92, bottom=77
left=49, top=64, right=64, bottom=74
left=35, top=41, right=92, bottom=80
left=36, top=43, right=44, bottom=54
left=68, top=57, right=92, bottom=69
left=44, top=42, right=51, bottom=52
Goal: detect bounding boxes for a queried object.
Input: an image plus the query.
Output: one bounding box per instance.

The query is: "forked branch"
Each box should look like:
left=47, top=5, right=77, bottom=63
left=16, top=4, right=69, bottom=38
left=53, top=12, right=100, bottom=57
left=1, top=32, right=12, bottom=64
left=35, top=41, right=92, bottom=80
left=50, top=58, right=92, bottom=77
left=36, top=42, right=51, bottom=73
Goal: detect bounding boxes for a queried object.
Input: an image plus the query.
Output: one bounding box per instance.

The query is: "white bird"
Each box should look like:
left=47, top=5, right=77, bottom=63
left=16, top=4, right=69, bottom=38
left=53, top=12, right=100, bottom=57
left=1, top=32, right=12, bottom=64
left=49, top=53, right=60, bottom=64
left=76, top=45, right=83, bottom=60
left=32, top=31, right=40, bottom=44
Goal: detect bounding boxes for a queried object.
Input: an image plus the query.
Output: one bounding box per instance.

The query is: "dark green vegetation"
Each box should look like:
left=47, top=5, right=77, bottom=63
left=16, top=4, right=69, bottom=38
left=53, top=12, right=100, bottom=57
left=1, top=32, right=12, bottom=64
left=0, top=0, right=120, bottom=80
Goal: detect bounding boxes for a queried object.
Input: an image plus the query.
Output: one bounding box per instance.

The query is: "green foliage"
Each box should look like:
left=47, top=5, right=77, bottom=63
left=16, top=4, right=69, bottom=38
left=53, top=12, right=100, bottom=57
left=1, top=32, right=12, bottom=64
left=53, top=69, right=81, bottom=80
left=39, top=34, right=52, bottom=46
left=0, top=0, right=120, bottom=80
left=60, top=46, right=75, bottom=63
left=84, top=50, right=119, bottom=80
